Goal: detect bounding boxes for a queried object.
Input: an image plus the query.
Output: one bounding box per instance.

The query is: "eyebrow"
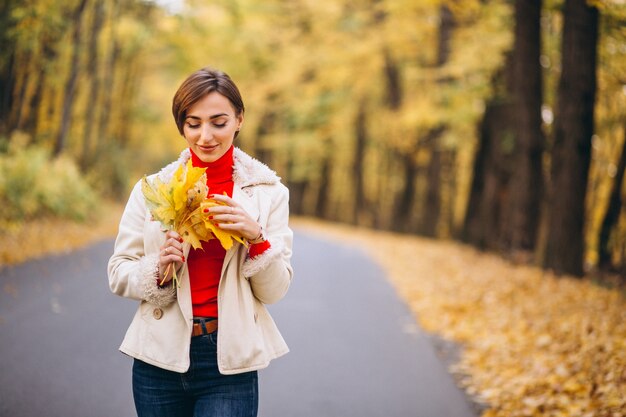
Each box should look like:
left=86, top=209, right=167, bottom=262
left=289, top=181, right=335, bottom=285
left=185, top=113, right=229, bottom=121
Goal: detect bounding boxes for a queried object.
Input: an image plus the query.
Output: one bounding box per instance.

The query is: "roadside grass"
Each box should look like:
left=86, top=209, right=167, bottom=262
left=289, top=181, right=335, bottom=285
left=291, top=217, right=626, bottom=417
left=0, top=201, right=124, bottom=268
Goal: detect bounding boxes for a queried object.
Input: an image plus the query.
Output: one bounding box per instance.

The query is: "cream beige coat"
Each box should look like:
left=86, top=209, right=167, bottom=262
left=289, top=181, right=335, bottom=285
left=108, top=148, right=293, bottom=375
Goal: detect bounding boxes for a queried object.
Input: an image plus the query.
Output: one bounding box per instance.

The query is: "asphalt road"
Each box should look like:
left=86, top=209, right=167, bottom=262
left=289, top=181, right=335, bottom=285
left=0, top=230, right=477, bottom=417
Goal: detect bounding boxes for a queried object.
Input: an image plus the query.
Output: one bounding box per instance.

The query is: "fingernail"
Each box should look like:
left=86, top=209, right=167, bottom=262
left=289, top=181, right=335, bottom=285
left=182, top=256, right=185, bottom=262
left=209, top=216, right=213, bottom=220
left=178, top=238, right=183, bottom=243
left=208, top=194, right=215, bottom=198
left=203, top=209, right=209, bottom=213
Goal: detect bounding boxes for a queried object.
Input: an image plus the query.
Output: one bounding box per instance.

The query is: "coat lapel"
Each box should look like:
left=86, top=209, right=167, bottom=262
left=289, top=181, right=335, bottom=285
left=222, top=184, right=260, bottom=270
left=233, top=184, right=260, bottom=222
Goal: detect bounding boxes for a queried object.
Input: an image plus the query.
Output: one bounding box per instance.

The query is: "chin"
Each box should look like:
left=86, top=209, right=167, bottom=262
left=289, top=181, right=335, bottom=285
left=197, top=149, right=223, bottom=162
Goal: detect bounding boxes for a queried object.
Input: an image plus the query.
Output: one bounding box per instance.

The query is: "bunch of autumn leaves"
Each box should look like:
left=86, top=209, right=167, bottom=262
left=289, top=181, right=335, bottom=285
left=141, top=160, right=246, bottom=287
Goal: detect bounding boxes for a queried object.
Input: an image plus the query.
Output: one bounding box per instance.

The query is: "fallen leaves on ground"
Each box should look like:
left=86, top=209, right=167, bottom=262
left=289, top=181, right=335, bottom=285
left=292, top=217, right=626, bottom=417
left=0, top=201, right=124, bottom=268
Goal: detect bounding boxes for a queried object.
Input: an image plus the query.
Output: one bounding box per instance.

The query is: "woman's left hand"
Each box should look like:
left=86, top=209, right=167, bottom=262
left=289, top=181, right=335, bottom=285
left=206, top=194, right=262, bottom=241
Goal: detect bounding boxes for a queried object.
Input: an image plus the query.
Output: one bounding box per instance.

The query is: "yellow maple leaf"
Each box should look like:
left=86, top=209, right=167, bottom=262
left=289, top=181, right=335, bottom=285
left=183, top=159, right=208, bottom=192
left=171, top=164, right=186, bottom=211
left=142, top=176, right=175, bottom=227
left=171, top=160, right=207, bottom=212
left=178, top=217, right=204, bottom=250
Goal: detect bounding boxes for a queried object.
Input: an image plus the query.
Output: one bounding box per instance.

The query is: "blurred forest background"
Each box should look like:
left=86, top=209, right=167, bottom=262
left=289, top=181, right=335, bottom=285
left=1, top=0, right=625, bottom=280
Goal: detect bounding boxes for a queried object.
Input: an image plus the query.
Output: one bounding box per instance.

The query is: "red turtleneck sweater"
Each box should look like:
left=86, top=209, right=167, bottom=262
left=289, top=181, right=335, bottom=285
left=187, top=146, right=270, bottom=318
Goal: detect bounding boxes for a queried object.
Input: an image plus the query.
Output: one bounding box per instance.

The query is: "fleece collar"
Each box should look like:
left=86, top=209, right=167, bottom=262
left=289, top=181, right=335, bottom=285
left=157, top=147, right=280, bottom=188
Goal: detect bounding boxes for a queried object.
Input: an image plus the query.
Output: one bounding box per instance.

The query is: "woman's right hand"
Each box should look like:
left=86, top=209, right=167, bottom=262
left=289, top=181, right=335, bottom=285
left=158, top=230, right=185, bottom=284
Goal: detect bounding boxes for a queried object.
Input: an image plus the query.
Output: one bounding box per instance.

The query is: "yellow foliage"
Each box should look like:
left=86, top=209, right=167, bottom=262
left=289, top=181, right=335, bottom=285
left=0, top=141, right=98, bottom=224
left=142, top=159, right=208, bottom=250
left=292, top=217, right=626, bottom=416
left=142, top=160, right=246, bottom=252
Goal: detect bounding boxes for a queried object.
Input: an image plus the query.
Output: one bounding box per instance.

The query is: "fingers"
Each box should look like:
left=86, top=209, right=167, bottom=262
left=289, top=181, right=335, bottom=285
left=216, top=221, right=262, bottom=240
left=165, top=230, right=182, bottom=240
left=159, top=231, right=185, bottom=280
left=205, top=197, right=243, bottom=223
left=208, top=204, right=239, bottom=220
left=208, top=193, right=236, bottom=206
left=161, top=232, right=184, bottom=257
left=208, top=208, right=260, bottom=240
left=204, top=195, right=260, bottom=240
left=161, top=244, right=183, bottom=260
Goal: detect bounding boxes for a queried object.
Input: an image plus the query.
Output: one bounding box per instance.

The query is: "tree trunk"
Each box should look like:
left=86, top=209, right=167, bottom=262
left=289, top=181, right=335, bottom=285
left=504, top=0, right=545, bottom=256
left=252, top=107, right=276, bottom=167
left=116, top=55, right=139, bottom=145
left=544, top=0, right=599, bottom=276
left=597, top=122, right=626, bottom=272
left=436, top=4, right=455, bottom=67
left=383, top=49, right=409, bottom=231
left=286, top=142, right=307, bottom=215
left=446, top=149, right=459, bottom=238
left=14, top=29, right=60, bottom=136
left=287, top=180, right=307, bottom=215
left=420, top=143, right=443, bottom=237
left=462, top=58, right=516, bottom=250
left=97, top=0, right=119, bottom=152
left=0, top=0, right=18, bottom=134
left=392, top=152, right=418, bottom=232
left=0, top=50, right=15, bottom=135
left=378, top=46, right=402, bottom=230
left=463, top=110, right=491, bottom=248
left=353, top=104, right=367, bottom=224
left=0, top=0, right=22, bottom=136
left=383, top=48, right=401, bottom=110
left=415, top=4, right=456, bottom=236
left=7, top=50, right=31, bottom=133
left=81, top=0, right=104, bottom=169
left=315, top=154, right=331, bottom=219
left=373, top=148, right=393, bottom=229
left=30, top=21, right=63, bottom=140
left=21, top=66, right=44, bottom=135
left=53, top=0, right=89, bottom=157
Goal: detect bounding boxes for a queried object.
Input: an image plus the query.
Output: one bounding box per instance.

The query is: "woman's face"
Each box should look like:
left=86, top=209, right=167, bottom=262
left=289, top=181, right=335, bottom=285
left=183, top=92, right=243, bottom=163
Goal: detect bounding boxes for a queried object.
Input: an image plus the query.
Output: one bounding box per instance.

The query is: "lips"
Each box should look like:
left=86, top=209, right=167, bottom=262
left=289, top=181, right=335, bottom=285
left=198, top=144, right=219, bottom=152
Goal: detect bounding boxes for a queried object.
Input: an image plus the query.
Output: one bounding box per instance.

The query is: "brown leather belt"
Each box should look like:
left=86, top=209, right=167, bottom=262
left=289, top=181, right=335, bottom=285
left=192, top=319, right=218, bottom=337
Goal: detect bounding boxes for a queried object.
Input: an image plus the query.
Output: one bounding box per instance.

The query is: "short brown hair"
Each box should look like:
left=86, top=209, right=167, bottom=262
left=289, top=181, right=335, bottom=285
left=172, top=67, right=245, bottom=136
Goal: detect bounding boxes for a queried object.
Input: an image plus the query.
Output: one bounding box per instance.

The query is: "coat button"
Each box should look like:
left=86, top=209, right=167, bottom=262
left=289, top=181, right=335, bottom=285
left=153, top=308, right=163, bottom=320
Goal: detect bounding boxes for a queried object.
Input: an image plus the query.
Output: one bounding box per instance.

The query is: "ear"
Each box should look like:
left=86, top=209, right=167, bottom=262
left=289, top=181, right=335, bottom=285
left=236, top=113, right=244, bottom=130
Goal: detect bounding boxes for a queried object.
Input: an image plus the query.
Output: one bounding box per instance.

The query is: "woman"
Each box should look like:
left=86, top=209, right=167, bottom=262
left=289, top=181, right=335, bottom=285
left=108, top=67, right=293, bottom=417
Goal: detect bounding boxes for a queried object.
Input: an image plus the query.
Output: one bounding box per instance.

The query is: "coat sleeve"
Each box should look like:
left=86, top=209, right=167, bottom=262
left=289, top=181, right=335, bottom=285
left=107, top=180, right=176, bottom=307
left=242, top=183, right=293, bottom=304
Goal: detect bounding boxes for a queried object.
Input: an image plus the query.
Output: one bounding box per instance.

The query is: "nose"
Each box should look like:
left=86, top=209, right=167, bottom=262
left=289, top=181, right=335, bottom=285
left=199, top=124, right=212, bottom=142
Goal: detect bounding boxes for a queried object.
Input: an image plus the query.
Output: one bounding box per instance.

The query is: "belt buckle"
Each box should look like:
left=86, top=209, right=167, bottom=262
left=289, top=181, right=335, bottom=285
left=193, top=317, right=216, bottom=336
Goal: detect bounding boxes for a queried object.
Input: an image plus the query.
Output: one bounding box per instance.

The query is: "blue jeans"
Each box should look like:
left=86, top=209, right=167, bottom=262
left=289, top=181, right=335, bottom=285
left=132, top=332, right=258, bottom=417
